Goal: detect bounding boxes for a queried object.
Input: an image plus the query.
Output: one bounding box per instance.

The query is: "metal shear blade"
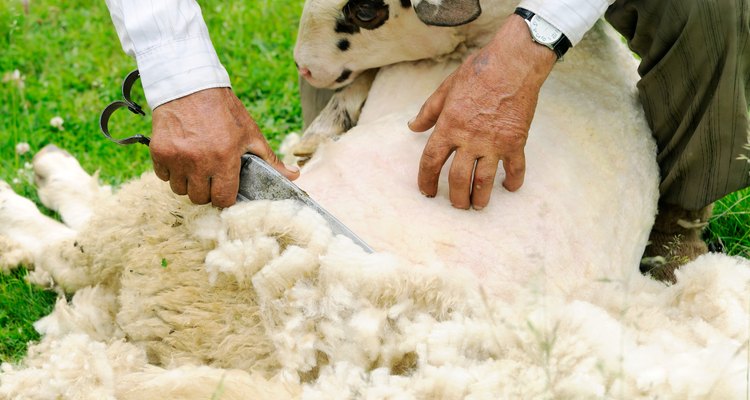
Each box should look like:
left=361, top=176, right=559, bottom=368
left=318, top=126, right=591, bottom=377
left=99, top=69, right=374, bottom=253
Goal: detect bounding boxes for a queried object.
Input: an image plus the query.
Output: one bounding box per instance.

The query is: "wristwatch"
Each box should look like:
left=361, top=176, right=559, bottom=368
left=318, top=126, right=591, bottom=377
left=514, top=7, right=572, bottom=60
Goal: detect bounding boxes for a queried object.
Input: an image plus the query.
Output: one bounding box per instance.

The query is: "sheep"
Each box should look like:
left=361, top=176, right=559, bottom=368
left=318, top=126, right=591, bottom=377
left=291, top=0, right=509, bottom=159
left=288, top=0, right=662, bottom=297
left=1, top=145, right=749, bottom=398
left=1, top=0, right=749, bottom=398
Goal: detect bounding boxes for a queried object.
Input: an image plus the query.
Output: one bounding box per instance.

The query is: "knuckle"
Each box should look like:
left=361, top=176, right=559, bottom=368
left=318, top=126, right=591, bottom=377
left=421, top=150, right=439, bottom=164
left=507, top=132, right=527, bottom=148
left=449, top=170, right=471, bottom=187
left=507, top=162, right=526, bottom=177
left=493, top=130, right=526, bottom=150
left=420, top=148, right=445, bottom=168
left=424, top=100, right=441, bottom=116
left=169, top=180, right=187, bottom=195
left=266, top=151, right=280, bottom=165
left=437, top=112, right=459, bottom=128
left=417, top=102, right=430, bottom=117
left=473, top=174, right=493, bottom=188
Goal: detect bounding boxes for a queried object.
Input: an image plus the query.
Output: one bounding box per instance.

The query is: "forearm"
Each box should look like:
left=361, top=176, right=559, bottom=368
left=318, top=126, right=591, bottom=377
left=103, top=0, right=231, bottom=109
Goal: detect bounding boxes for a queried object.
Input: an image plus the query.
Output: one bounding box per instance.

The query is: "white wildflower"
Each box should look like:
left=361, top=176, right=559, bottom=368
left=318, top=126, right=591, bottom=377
left=50, top=116, right=64, bottom=130
left=12, top=178, right=20, bottom=185
left=15, top=142, right=30, bottom=155
left=23, top=162, right=32, bottom=170
left=2, top=69, right=25, bottom=89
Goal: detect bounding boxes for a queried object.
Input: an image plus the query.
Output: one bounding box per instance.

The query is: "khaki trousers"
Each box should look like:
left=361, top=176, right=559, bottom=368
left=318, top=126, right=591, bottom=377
left=607, top=0, right=750, bottom=210
left=299, top=0, right=750, bottom=210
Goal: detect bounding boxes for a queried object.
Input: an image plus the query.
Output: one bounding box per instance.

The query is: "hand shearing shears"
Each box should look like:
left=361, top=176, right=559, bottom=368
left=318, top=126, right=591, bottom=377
left=98, top=70, right=374, bottom=253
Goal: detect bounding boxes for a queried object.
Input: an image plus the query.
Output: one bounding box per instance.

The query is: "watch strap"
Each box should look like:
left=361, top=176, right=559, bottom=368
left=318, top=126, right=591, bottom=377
left=514, top=7, right=572, bottom=60
left=514, top=7, right=534, bottom=21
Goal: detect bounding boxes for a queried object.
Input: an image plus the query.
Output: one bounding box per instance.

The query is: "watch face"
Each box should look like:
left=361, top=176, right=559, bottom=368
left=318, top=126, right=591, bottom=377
left=529, top=15, right=562, bottom=45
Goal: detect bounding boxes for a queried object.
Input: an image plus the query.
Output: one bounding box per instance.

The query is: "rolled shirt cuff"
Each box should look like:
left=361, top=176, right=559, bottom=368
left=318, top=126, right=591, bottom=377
left=134, top=35, right=231, bottom=109
left=517, top=0, right=611, bottom=46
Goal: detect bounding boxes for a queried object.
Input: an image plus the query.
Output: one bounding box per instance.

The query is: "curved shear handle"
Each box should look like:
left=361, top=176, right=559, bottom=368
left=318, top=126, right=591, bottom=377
left=99, top=69, right=151, bottom=146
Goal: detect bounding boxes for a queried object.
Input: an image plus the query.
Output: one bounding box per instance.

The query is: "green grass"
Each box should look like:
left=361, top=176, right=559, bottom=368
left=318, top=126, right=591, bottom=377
left=0, top=0, right=748, bottom=364
left=707, top=190, right=750, bottom=258
left=0, top=268, right=57, bottom=363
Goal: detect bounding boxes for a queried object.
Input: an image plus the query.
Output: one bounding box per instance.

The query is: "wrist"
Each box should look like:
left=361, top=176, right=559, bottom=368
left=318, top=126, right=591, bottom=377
left=134, top=36, right=231, bottom=110
left=513, top=8, right=572, bottom=61
left=489, top=15, right=557, bottom=81
left=516, top=0, right=608, bottom=46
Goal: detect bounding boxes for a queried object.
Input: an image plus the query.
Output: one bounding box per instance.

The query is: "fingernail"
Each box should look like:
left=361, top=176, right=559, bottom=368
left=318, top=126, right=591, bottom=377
left=408, top=118, right=415, bottom=129
left=287, top=164, right=300, bottom=173
left=474, top=205, right=484, bottom=211
left=420, top=190, right=434, bottom=198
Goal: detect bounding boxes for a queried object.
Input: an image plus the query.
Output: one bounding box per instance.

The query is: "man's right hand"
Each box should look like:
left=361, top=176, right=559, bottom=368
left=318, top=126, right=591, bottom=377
left=150, top=87, right=299, bottom=208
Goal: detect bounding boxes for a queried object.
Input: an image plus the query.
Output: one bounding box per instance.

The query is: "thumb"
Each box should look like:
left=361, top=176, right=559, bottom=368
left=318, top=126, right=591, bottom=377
left=249, top=141, right=301, bottom=181
left=408, top=79, right=450, bottom=133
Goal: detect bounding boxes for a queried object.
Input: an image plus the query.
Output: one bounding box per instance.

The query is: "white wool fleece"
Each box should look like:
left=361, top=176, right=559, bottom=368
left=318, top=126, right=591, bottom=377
left=1, top=176, right=749, bottom=398
left=1, top=11, right=748, bottom=399
left=0, top=235, right=32, bottom=273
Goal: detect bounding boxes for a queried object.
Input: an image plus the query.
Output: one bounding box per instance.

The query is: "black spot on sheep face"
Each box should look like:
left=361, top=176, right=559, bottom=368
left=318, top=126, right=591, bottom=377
left=295, top=0, right=481, bottom=89
left=337, top=38, right=350, bottom=51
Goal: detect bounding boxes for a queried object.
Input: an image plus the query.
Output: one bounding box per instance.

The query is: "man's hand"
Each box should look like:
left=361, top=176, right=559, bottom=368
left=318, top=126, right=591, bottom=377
left=150, top=87, right=299, bottom=208
left=408, top=15, right=556, bottom=210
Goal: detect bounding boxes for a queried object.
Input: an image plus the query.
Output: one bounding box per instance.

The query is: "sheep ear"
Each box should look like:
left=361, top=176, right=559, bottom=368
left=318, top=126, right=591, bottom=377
left=411, top=0, right=481, bottom=27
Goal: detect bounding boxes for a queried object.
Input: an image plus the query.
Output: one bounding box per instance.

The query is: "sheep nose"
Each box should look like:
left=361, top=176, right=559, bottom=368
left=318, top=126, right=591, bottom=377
left=299, top=67, right=312, bottom=79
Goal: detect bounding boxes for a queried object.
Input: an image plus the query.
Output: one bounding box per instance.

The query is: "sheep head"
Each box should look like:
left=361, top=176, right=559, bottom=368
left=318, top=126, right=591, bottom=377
left=294, top=0, right=481, bottom=89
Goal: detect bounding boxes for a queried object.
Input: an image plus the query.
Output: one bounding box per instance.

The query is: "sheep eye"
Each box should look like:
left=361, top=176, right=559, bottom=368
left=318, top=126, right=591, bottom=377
left=355, top=7, right=377, bottom=22
left=344, top=1, right=389, bottom=30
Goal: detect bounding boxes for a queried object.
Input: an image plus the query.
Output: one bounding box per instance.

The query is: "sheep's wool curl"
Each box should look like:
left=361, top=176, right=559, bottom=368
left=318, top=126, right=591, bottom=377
left=1, top=175, right=749, bottom=399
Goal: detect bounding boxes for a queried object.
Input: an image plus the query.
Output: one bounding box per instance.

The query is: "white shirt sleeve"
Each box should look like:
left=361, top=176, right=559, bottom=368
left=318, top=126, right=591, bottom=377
left=104, top=0, right=231, bottom=109
left=517, top=0, right=616, bottom=46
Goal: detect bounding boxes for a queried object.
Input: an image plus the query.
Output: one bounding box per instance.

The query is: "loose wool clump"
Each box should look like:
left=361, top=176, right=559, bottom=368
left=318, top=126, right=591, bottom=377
left=0, top=235, right=32, bottom=273
left=1, top=0, right=749, bottom=396
left=0, top=162, right=750, bottom=399
left=1, top=168, right=749, bottom=398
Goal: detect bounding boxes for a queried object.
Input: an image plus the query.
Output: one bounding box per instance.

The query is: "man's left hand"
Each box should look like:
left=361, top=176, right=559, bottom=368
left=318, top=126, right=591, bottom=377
left=408, top=15, right=556, bottom=210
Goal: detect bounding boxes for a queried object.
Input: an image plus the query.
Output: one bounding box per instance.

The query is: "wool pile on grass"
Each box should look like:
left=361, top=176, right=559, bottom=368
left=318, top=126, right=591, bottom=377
left=1, top=174, right=748, bottom=399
